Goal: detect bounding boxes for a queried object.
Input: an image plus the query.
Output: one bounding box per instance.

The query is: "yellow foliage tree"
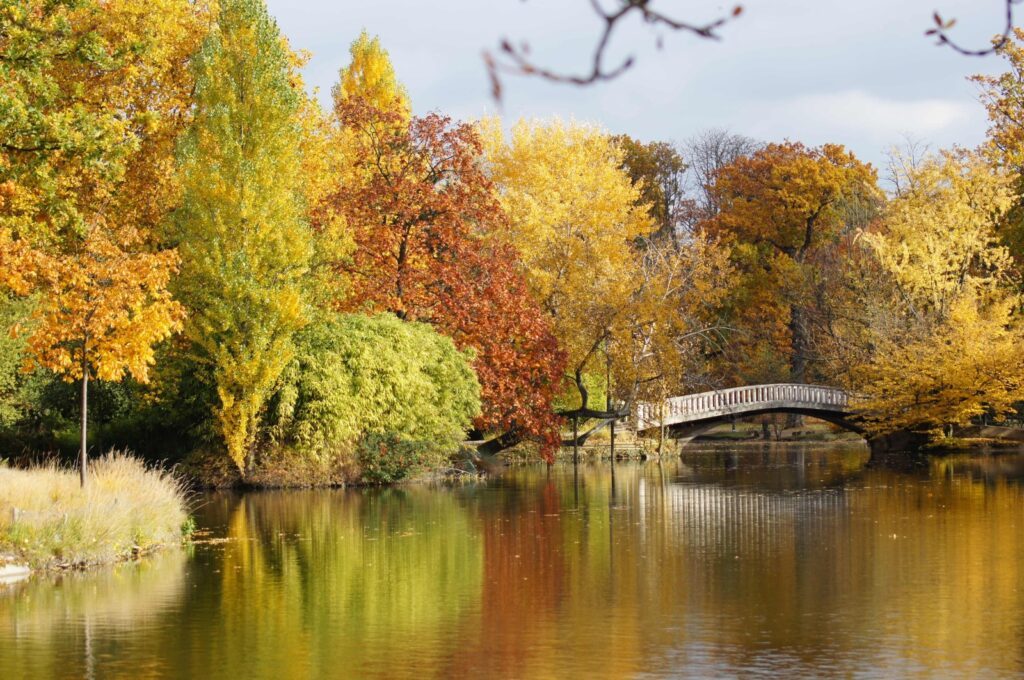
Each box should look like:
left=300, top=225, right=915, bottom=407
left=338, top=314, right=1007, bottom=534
left=973, top=27, right=1024, bottom=175
left=306, top=32, right=408, bottom=304
left=0, top=0, right=210, bottom=256
left=857, top=292, right=1024, bottom=437
left=972, top=27, right=1024, bottom=263
left=290, top=47, right=353, bottom=307
left=853, top=151, right=1024, bottom=438
left=483, top=118, right=655, bottom=413
left=619, top=233, right=733, bottom=401
left=332, top=30, right=411, bottom=119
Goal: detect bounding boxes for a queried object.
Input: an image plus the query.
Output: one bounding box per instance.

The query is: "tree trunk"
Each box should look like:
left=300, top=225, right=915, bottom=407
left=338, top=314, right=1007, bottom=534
left=606, top=349, right=613, bottom=463
left=575, top=368, right=589, bottom=412
left=787, top=303, right=808, bottom=428
left=80, top=356, right=89, bottom=488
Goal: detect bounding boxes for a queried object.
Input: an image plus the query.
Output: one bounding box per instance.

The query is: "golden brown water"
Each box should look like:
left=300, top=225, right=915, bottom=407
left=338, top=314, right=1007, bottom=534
left=3, top=445, right=1024, bottom=678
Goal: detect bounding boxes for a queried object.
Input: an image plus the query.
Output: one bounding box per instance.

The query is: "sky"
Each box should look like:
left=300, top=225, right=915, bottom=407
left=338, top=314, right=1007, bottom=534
left=264, top=0, right=1013, bottom=171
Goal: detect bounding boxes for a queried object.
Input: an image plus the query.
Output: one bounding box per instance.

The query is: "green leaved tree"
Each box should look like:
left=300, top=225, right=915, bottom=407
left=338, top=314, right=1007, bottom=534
left=172, top=0, right=312, bottom=472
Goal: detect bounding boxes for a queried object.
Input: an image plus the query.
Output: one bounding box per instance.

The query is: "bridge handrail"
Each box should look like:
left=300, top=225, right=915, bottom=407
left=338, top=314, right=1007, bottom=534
left=634, top=383, right=852, bottom=428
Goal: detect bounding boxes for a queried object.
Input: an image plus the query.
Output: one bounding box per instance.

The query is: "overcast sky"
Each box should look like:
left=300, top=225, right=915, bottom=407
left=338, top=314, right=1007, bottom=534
left=264, top=0, right=1012, bottom=170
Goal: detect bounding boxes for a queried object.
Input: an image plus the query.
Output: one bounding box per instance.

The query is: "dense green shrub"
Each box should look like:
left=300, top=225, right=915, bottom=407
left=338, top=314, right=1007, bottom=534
left=268, top=313, right=481, bottom=481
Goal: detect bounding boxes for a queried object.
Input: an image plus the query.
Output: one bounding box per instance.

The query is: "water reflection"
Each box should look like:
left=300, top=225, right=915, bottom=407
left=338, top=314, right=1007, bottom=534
left=2, top=446, right=1024, bottom=678
left=0, top=550, right=186, bottom=679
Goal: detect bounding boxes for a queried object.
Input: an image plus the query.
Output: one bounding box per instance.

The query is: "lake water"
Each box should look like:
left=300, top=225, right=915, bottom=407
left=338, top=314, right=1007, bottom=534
left=3, top=444, right=1024, bottom=678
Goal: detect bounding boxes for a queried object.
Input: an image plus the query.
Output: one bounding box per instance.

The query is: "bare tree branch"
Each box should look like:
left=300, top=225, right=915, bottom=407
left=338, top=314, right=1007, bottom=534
left=484, top=0, right=742, bottom=101
left=928, top=0, right=1022, bottom=56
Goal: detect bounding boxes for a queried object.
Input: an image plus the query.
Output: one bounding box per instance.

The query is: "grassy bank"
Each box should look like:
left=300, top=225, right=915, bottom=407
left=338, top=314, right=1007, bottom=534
left=0, top=453, right=190, bottom=569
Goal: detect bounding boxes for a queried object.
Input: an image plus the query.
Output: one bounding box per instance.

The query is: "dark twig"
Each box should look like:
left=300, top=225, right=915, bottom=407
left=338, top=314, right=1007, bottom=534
left=928, top=0, right=1022, bottom=56
left=484, top=0, right=742, bottom=101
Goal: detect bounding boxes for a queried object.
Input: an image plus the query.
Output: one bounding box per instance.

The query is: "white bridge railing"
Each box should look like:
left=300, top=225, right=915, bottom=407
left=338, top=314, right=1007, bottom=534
left=634, top=383, right=851, bottom=431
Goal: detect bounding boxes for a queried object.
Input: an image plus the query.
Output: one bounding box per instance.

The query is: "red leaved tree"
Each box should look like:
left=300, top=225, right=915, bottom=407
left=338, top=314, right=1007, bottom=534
left=325, top=100, right=566, bottom=458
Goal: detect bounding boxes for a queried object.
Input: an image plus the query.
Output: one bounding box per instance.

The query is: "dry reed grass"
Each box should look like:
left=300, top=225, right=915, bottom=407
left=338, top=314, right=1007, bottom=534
left=0, top=452, right=189, bottom=568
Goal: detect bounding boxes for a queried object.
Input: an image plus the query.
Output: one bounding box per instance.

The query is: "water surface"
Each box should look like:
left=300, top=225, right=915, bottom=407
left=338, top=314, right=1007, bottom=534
left=3, top=444, right=1024, bottom=678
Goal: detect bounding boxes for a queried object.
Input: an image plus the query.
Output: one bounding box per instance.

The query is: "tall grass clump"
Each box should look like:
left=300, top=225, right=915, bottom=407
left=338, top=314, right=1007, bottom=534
left=0, top=452, right=189, bottom=568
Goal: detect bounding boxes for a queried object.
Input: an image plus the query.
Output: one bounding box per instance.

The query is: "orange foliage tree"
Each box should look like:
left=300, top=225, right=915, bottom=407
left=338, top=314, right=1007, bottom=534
left=22, top=225, right=184, bottom=485
left=328, top=101, right=566, bottom=457
left=701, top=142, right=879, bottom=384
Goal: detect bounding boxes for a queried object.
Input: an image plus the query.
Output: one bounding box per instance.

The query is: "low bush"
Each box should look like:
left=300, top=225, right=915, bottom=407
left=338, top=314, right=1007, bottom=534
left=0, top=452, right=189, bottom=568
left=267, top=313, right=481, bottom=482
left=355, top=433, right=440, bottom=484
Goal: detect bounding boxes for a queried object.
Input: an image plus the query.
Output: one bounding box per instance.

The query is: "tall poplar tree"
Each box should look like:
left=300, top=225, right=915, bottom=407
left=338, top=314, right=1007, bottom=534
left=332, top=30, right=411, bottom=117
left=173, top=0, right=312, bottom=472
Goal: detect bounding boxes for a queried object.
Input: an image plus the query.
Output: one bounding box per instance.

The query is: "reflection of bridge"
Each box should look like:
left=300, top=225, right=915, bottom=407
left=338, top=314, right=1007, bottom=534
left=633, top=383, right=864, bottom=438
left=634, top=478, right=852, bottom=553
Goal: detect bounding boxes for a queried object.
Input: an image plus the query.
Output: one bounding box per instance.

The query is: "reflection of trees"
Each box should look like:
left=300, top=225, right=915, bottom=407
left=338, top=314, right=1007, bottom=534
left=181, top=488, right=484, bottom=677
left=452, top=474, right=573, bottom=677
left=677, top=443, right=871, bottom=490
left=0, top=550, right=186, bottom=678
left=449, top=465, right=655, bottom=677
left=591, top=459, right=1024, bottom=676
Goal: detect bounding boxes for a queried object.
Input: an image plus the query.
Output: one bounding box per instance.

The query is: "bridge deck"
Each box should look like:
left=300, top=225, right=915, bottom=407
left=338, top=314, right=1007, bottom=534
left=634, top=383, right=851, bottom=431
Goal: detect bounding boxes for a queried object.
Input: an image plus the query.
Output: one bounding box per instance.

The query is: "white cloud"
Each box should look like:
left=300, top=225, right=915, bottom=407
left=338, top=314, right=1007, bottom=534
left=744, top=90, right=975, bottom=148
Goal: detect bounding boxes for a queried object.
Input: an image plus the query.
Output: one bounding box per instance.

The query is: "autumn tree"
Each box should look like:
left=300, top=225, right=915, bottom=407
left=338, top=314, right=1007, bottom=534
left=1, top=0, right=208, bottom=306
left=850, top=152, right=1024, bottom=438
left=702, top=142, right=880, bottom=386
left=616, top=232, right=733, bottom=447
left=973, top=27, right=1024, bottom=265
left=23, top=227, right=183, bottom=485
left=172, top=0, right=313, bottom=472
left=681, top=128, right=761, bottom=227
left=331, top=100, right=565, bottom=457
left=332, top=30, right=411, bottom=118
left=613, top=135, right=686, bottom=241
left=1, top=0, right=207, bottom=479
left=483, top=119, right=656, bottom=418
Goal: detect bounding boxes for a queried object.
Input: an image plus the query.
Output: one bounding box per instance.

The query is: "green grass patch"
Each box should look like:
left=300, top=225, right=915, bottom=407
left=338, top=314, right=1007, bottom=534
left=0, top=452, right=189, bottom=569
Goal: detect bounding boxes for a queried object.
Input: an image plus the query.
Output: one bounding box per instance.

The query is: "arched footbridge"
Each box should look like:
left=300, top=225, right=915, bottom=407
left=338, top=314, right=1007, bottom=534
left=633, top=383, right=864, bottom=438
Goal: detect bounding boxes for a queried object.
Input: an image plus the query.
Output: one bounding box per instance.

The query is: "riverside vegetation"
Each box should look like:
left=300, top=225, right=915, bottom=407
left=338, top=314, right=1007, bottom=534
left=0, top=453, right=188, bottom=569
left=3, top=1, right=1024, bottom=495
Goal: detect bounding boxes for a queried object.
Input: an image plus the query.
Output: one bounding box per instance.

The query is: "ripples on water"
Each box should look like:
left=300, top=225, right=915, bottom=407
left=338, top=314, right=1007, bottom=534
left=3, top=444, right=1024, bottom=679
